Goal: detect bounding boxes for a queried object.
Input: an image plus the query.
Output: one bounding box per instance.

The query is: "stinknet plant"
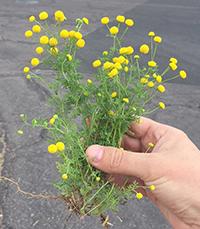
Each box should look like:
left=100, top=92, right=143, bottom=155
left=18, top=10, right=187, bottom=220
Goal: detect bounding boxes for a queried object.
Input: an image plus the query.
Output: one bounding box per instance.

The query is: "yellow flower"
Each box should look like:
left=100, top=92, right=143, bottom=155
left=54, top=10, right=66, bottom=22
left=40, top=35, right=49, bottom=45
left=102, top=51, right=108, bottom=56
left=31, top=58, right=40, bottom=67
left=148, top=60, right=157, bottom=67
left=118, top=56, right=126, bottom=64
left=148, top=142, right=155, bottom=148
left=119, top=47, right=128, bottom=55
left=125, top=19, right=134, bottom=27
left=39, top=11, right=48, bottom=21
left=53, top=114, right=58, bottom=119
left=23, top=66, right=30, bottom=73
left=170, top=57, right=178, bottom=64
left=134, top=55, right=140, bottom=59
left=69, top=30, right=76, bottom=38
left=17, top=130, right=24, bottom=135
left=139, top=44, right=150, bottom=54
left=29, top=15, right=35, bottom=22
left=159, top=102, right=166, bottom=110
left=148, top=31, right=155, bottom=37
left=179, top=70, right=187, bottom=79
left=82, top=17, right=89, bottom=25
left=169, top=62, right=178, bottom=71
left=35, top=46, right=44, bottom=55
left=66, top=54, right=72, bottom=61
left=49, top=37, right=58, bottom=47
left=157, top=84, right=166, bottom=93
left=126, top=46, right=134, bottom=55
left=149, top=185, right=156, bottom=191
left=76, top=39, right=85, bottom=48
left=109, top=26, right=119, bottom=35
left=124, top=66, right=129, bottom=72
left=87, top=79, right=92, bottom=84
left=25, top=30, right=33, bottom=38
left=50, top=47, right=59, bottom=55
left=62, top=174, right=68, bottom=181
left=156, top=75, right=162, bottom=83
left=154, top=36, right=162, bottom=43
left=56, top=141, right=65, bottom=152
left=116, top=15, right=125, bottom=23
left=60, top=29, right=69, bottom=39
left=114, top=62, right=122, bottom=70
left=136, top=192, right=143, bottom=200
left=49, top=117, right=55, bottom=125
left=124, top=58, right=129, bottom=64
left=108, top=68, right=118, bottom=78
left=48, top=144, right=57, bottom=154
left=140, top=77, right=148, bottom=84
left=92, top=60, right=102, bottom=68
left=96, top=177, right=101, bottom=182
left=101, top=16, right=109, bottom=25
left=111, top=92, right=117, bottom=98
left=32, top=25, right=41, bottom=33
left=26, top=74, right=31, bottom=80
left=122, top=98, right=129, bottom=103
left=103, top=61, right=113, bottom=70
left=147, top=81, right=155, bottom=88
left=74, top=32, right=83, bottom=39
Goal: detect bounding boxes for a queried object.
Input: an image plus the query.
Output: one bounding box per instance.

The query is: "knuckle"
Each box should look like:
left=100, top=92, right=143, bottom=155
left=109, top=148, right=124, bottom=172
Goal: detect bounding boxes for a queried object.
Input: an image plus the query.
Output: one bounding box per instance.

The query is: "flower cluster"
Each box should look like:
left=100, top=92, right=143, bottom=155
left=19, top=11, right=188, bottom=220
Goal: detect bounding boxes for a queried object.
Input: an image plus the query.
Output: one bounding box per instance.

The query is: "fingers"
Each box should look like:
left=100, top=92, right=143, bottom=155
left=121, top=134, right=142, bottom=152
left=86, top=145, right=161, bottom=181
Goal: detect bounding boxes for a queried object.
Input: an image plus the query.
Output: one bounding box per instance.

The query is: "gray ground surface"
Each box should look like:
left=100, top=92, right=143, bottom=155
left=0, top=0, right=200, bottom=228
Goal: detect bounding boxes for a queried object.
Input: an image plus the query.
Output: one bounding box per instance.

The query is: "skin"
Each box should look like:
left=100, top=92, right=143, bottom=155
left=86, top=117, right=200, bottom=229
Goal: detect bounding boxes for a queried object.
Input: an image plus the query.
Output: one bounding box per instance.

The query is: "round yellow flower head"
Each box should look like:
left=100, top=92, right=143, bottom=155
left=66, top=54, right=72, bottom=61
left=102, top=51, right=108, bottom=56
left=17, top=130, right=24, bottom=135
left=56, top=141, right=65, bottom=152
left=48, top=144, right=57, bottom=154
left=122, top=98, right=129, bottom=103
left=136, top=192, right=143, bottom=200
left=32, top=25, right=41, bottom=33
left=103, top=61, right=113, bottom=70
left=116, top=15, right=125, bottom=23
left=50, top=47, right=59, bottom=55
left=76, top=39, right=85, bottom=48
left=26, top=74, right=31, bottom=80
left=154, top=36, right=162, bottom=43
left=39, top=11, right=48, bottom=21
left=124, top=66, right=129, bottom=72
left=148, top=31, right=155, bottom=37
left=118, top=56, right=126, bottom=64
left=25, top=30, right=33, bottom=38
left=169, top=62, right=178, bottom=71
left=109, top=26, right=119, bottom=35
left=149, top=185, right=156, bottom=191
left=170, top=57, right=178, bottom=64
left=179, top=70, right=187, bottom=79
left=148, top=142, right=155, bottom=148
left=156, top=75, right=162, bottom=83
left=124, top=58, right=129, bottom=65
left=53, top=114, right=58, bottom=119
left=31, top=58, right=40, bottom=67
left=108, top=68, right=118, bottom=78
left=40, top=35, right=49, bottom=45
left=74, top=32, right=83, bottom=40
left=134, top=55, right=140, bottom=59
left=29, top=15, right=35, bottom=22
left=111, top=92, right=117, bottom=98
left=157, top=84, right=166, bottom=93
left=125, top=19, right=134, bottom=27
left=119, top=47, right=128, bottom=55
left=147, top=81, right=155, bottom=88
left=92, top=60, right=102, bottom=68
left=49, top=37, right=58, bottom=47
left=126, top=46, right=134, bottom=55
left=23, top=66, right=30, bottom=73
left=87, top=79, right=93, bottom=84
left=35, top=46, right=44, bottom=55
left=69, top=30, right=76, bottom=38
left=114, top=62, right=122, bottom=70
left=140, top=77, right=148, bottom=84
left=112, top=57, right=119, bottom=63
left=139, top=44, right=150, bottom=54
left=54, top=10, right=66, bottom=22
left=82, top=17, right=89, bottom=25
left=148, top=60, right=157, bottom=67
left=159, top=102, right=166, bottom=110
left=62, top=174, right=68, bottom=181
left=49, top=117, right=55, bottom=125
left=101, top=16, right=109, bottom=25
left=60, top=29, right=69, bottom=39
left=96, top=177, right=101, bottom=182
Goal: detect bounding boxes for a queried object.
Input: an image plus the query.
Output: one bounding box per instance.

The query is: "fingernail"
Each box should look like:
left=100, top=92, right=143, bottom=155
left=86, top=145, right=104, bottom=162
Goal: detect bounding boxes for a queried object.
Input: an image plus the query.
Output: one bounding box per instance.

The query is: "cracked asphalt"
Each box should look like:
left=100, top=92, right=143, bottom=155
left=0, top=0, right=200, bottom=228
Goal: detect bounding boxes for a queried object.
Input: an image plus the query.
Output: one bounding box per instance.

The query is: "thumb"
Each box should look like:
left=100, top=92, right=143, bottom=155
left=86, top=145, right=159, bottom=181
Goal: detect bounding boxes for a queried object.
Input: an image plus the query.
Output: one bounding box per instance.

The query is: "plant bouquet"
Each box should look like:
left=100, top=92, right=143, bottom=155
left=18, top=10, right=187, bottom=224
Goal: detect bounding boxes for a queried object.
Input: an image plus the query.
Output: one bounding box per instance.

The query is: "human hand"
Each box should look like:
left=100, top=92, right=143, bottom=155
left=86, top=117, right=200, bottom=229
